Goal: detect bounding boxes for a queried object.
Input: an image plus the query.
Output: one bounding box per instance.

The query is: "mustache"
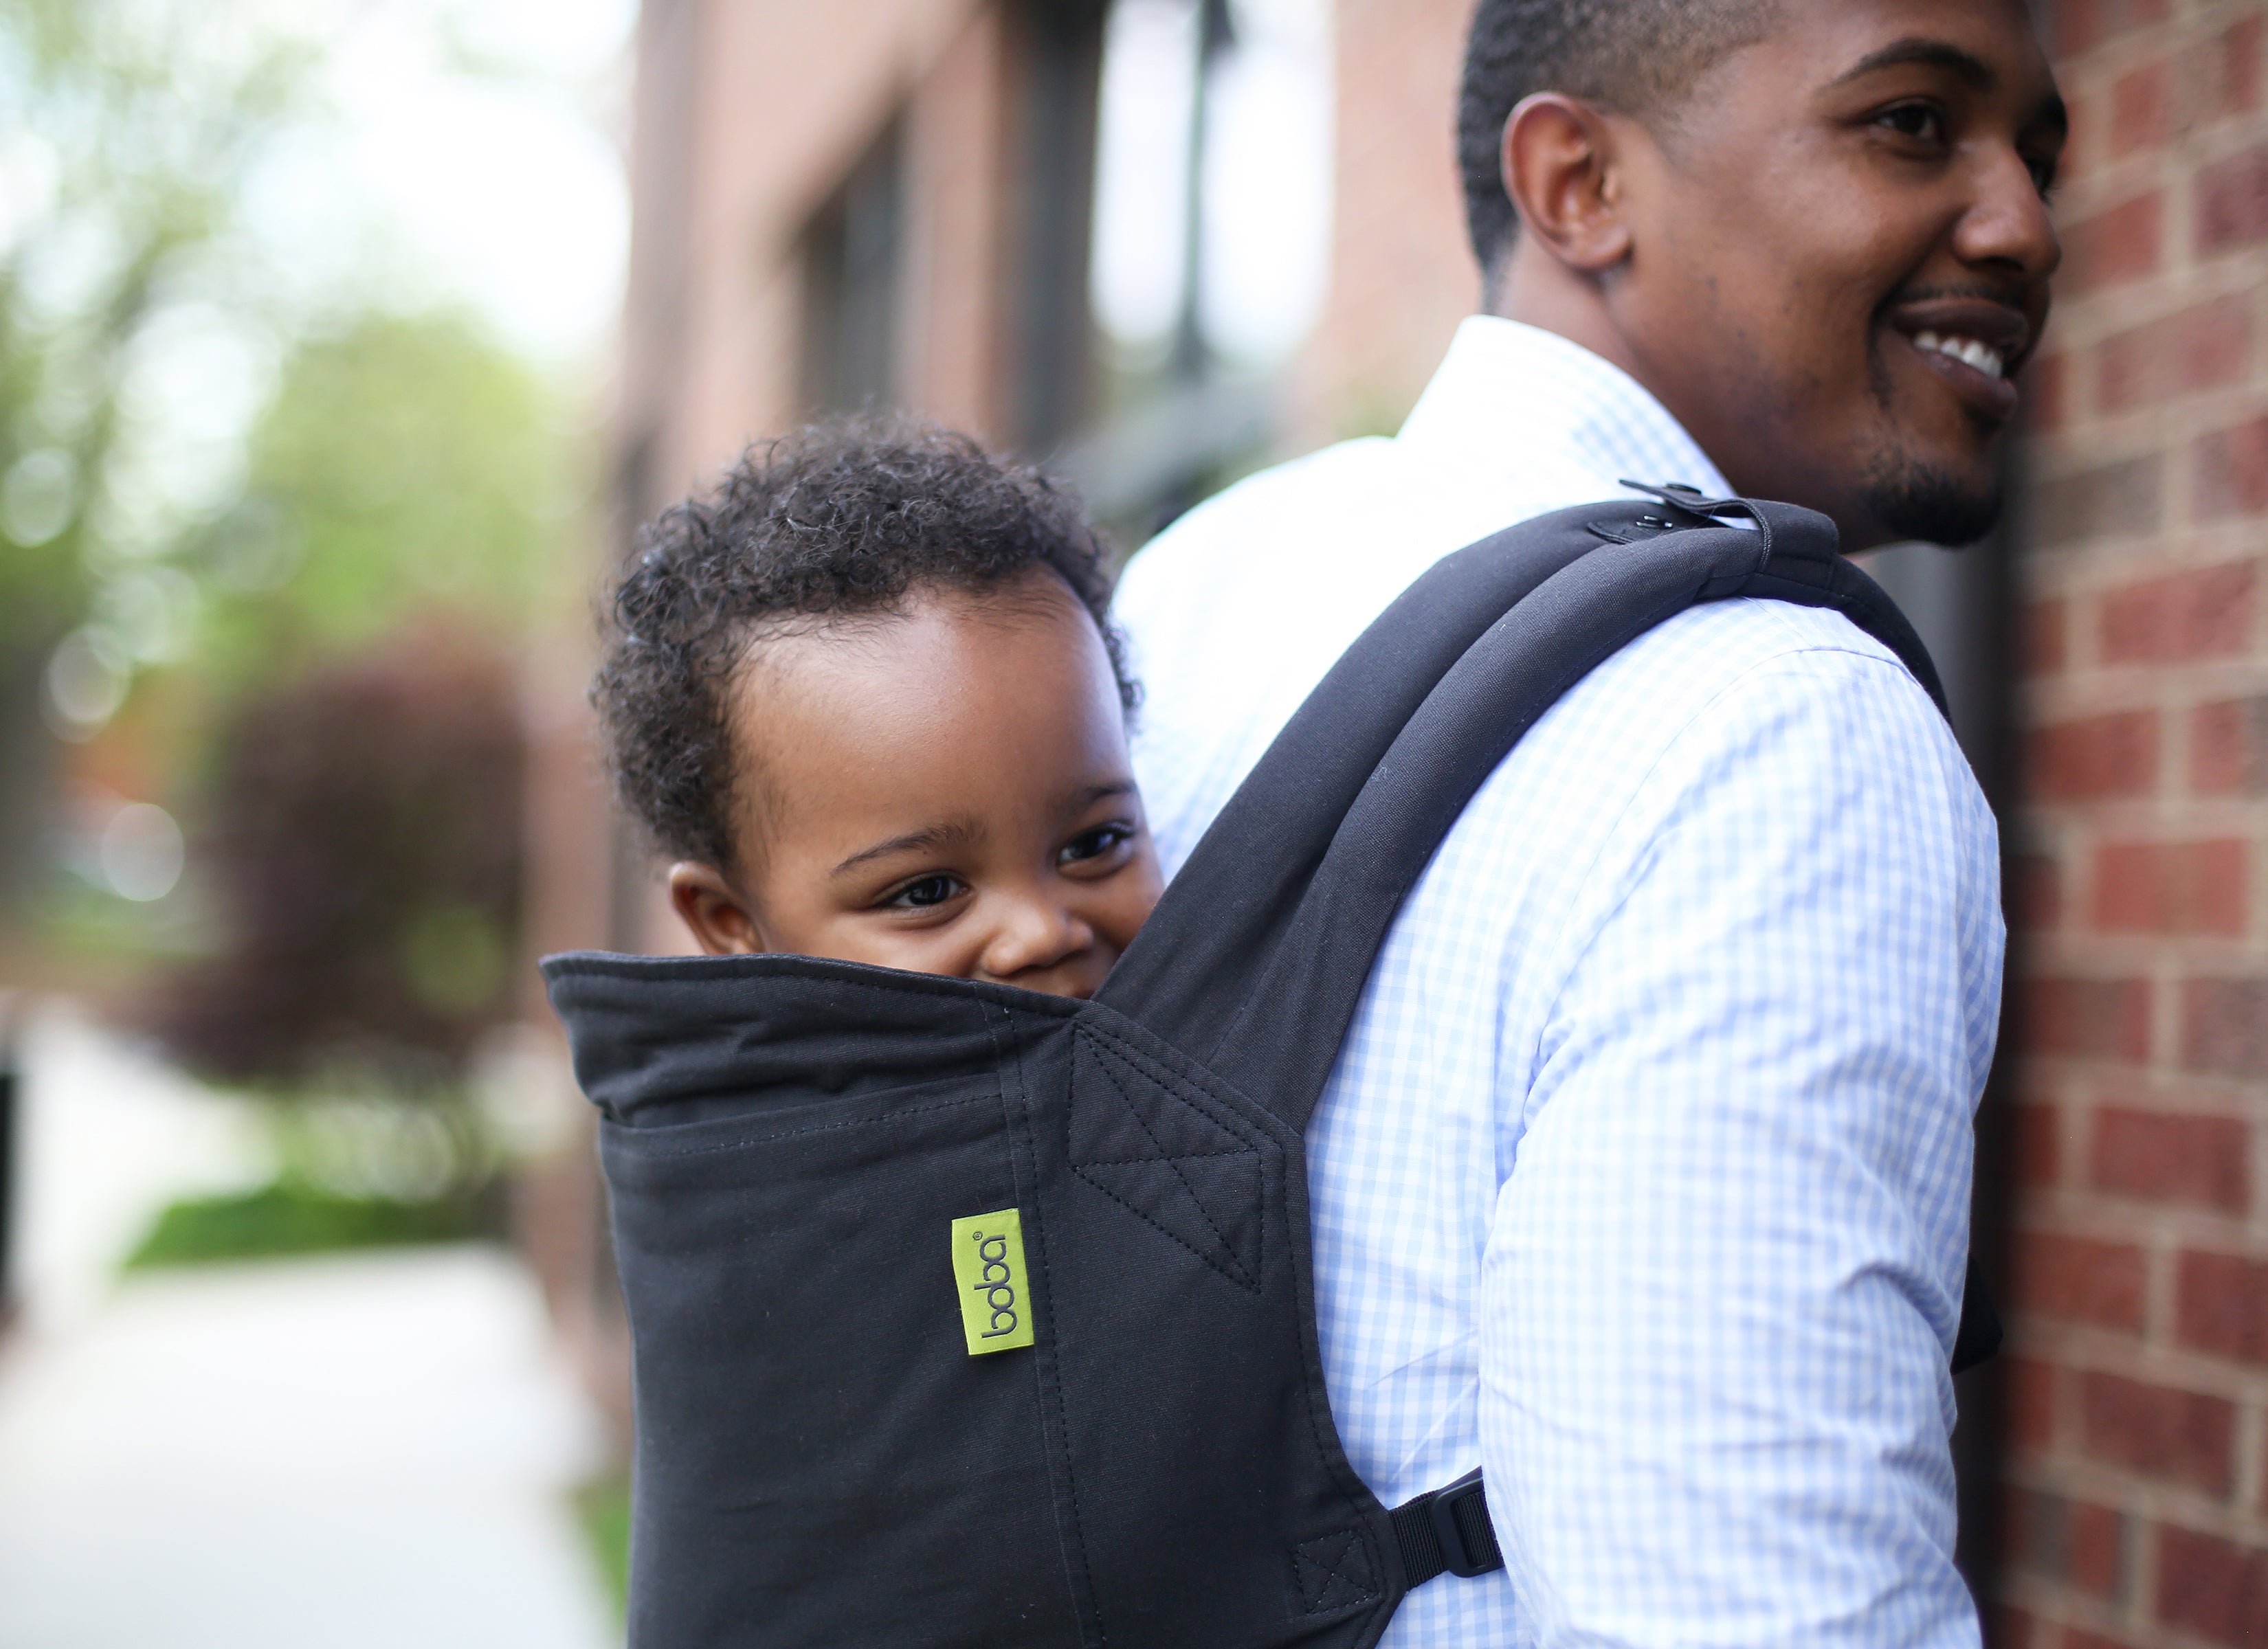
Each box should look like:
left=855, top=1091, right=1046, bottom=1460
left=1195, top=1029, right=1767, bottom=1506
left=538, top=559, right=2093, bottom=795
left=1887, top=281, right=2030, bottom=307
left=1878, top=280, right=2039, bottom=319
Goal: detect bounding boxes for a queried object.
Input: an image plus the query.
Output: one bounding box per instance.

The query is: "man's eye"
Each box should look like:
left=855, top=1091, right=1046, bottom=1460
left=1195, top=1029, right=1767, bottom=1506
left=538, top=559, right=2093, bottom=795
left=1059, top=824, right=1130, bottom=866
left=1876, top=103, right=1946, bottom=145
left=2025, top=153, right=2060, bottom=199
left=886, top=875, right=964, bottom=909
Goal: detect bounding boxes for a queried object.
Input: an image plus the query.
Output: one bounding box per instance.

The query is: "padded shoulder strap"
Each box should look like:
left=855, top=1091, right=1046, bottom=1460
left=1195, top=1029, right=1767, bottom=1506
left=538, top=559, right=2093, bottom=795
left=1103, top=493, right=1946, bottom=1132
left=1098, top=499, right=1635, bottom=1057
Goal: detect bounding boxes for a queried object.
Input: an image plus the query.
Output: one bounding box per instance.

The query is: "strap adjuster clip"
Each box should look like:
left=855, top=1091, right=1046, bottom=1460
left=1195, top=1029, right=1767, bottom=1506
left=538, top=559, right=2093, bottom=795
left=1425, top=1467, right=1496, bottom=1578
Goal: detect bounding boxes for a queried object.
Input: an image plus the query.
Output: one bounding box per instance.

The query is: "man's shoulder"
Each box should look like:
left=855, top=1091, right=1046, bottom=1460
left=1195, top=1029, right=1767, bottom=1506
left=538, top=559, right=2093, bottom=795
left=1486, top=593, right=1950, bottom=832
left=1479, top=592, right=1987, bottom=912
left=1112, top=428, right=1621, bottom=681
left=1632, top=587, right=1911, bottom=679
left=1112, top=436, right=1403, bottom=614
left=1422, top=592, right=1983, bottom=985
left=1563, top=592, right=1940, bottom=759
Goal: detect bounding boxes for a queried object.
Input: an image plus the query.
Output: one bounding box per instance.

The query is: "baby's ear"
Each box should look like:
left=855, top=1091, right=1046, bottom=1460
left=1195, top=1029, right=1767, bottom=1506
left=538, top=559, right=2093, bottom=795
left=667, top=862, right=764, bottom=956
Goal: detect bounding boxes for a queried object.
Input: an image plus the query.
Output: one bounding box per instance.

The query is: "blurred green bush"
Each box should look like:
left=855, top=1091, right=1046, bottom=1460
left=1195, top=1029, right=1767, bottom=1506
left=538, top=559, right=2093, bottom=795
left=577, top=1477, right=632, bottom=1617
left=124, top=1178, right=491, bottom=1270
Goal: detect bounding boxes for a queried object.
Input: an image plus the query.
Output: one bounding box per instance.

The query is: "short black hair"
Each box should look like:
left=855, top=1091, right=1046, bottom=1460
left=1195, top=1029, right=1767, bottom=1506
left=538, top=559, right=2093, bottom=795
left=1456, top=0, right=1776, bottom=280
left=595, top=416, right=1133, bottom=873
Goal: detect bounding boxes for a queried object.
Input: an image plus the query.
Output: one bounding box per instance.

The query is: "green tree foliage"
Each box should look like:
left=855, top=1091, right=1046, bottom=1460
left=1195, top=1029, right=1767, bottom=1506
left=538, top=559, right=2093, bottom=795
left=0, top=0, right=311, bottom=908
left=192, top=309, right=564, bottom=685
left=0, top=0, right=312, bottom=625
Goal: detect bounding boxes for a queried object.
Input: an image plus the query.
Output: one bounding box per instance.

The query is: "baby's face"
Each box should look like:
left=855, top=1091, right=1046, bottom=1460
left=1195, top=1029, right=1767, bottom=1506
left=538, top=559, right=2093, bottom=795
left=668, top=574, right=1161, bottom=1000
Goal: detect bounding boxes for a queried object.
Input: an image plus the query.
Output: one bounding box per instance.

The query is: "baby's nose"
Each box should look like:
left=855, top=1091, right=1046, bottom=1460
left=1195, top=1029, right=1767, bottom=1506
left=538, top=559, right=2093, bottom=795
left=980, top=896, right=1093, bottom=983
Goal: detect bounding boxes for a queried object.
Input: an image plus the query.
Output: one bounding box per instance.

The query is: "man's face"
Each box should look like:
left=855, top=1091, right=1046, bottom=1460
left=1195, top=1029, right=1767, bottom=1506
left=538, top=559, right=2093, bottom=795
left=1608, top=0, right=2065, bottom=548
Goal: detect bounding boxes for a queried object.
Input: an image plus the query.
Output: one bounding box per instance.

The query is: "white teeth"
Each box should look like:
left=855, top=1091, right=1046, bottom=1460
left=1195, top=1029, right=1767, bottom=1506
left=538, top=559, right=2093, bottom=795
left=1912, top=329, right=2005, bottom=380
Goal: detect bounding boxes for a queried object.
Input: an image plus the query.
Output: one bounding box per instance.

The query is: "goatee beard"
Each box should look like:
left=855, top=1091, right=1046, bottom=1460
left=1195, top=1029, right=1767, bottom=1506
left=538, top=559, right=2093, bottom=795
left=1859, top=450, right=2002, bottom=546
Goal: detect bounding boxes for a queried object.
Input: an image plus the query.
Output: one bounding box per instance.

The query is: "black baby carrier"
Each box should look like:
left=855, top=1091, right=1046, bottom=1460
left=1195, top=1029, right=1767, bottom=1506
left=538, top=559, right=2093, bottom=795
left=545, top=487, right=1999, bottom=1648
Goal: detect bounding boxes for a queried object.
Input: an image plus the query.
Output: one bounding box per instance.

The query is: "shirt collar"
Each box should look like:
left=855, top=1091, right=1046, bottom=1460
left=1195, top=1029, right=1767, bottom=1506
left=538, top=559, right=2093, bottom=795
left=1394, top=316, right=1734, bottom=502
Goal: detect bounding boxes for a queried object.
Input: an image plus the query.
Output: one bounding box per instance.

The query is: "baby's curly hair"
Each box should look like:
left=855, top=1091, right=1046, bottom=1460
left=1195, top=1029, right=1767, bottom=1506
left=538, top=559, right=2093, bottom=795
left=594, top=416, right=1134, bottom=873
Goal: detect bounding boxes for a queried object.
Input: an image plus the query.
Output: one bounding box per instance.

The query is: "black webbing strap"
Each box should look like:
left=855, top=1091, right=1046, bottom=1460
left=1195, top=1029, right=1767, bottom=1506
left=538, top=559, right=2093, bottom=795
left=1390, top=1468, right=1502, bottom=1586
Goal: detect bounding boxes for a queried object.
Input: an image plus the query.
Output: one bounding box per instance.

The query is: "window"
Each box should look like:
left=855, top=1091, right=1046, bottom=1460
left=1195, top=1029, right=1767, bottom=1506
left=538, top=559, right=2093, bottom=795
left=800, top=124, right=907, bottom=414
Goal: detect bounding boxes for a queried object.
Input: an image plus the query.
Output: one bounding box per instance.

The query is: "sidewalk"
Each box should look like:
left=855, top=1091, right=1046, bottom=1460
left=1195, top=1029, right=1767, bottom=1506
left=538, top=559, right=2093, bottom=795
left=0, top=1005, right=618, bottom=1648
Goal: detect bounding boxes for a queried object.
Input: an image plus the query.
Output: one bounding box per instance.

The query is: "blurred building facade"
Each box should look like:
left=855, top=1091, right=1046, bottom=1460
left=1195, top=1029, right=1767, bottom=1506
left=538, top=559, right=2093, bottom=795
left=530, top=1, right=2268, bottom=1641
left=617, top=0, right=1107, bottom=519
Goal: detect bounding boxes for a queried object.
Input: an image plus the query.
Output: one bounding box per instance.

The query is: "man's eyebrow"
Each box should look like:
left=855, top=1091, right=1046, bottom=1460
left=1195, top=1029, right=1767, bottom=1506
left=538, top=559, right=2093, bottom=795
left=1833, top=36, right=2069, bottom=143
left=1833, top=37, right=1997, bottom=92
left=831, top=820, right=980, bottom=877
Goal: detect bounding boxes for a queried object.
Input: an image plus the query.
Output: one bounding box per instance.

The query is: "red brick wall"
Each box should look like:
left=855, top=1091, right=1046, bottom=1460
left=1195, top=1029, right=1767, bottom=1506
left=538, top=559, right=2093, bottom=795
left=2003, top=4, right=2268, bottom=1645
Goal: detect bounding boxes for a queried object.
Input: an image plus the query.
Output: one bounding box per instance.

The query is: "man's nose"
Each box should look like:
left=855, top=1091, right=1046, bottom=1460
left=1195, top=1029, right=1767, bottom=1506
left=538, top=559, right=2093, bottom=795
left=979, top=894, right=1093, bottom=981
left=1952, top=145, right=2063, bottom=283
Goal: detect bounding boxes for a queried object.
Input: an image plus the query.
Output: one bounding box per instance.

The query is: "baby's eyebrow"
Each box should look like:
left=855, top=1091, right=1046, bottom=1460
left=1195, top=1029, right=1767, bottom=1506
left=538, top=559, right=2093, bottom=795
left=830, top=820, right=982, bottom=878
left=1063, top=781, right=1136, bottom=811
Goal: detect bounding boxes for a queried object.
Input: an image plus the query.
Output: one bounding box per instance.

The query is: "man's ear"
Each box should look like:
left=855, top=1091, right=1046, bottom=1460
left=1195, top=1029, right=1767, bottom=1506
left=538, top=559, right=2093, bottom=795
left=667, top=862, right=766, bottom=956
left=1500, top=93, right=1634, bottom=273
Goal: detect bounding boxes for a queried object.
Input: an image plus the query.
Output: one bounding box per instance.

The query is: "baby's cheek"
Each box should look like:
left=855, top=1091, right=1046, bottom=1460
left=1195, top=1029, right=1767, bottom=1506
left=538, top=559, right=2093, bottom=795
left=855, top=914, right=1010, bottom=984
left=1096, top=865, right=1164, bottom=956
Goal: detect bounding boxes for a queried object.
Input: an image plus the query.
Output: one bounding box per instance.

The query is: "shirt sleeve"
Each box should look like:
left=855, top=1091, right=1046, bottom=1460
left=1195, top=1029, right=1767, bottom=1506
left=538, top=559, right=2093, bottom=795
left=1479, top=646, right=2001, bottom=1648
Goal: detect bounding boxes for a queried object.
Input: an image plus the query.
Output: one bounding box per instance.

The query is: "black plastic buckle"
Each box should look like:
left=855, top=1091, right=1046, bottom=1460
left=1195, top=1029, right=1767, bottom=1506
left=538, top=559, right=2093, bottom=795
left=1618, top=478, right=1776, bottom=570
left=1586, top=511, right=1680, bottom=544
left=1425, top=1468, right=1496, bottom=1578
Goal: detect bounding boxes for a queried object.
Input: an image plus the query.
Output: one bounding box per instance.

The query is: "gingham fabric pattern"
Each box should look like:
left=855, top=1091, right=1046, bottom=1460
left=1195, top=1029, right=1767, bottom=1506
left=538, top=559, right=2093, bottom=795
left=1112, top=318, right=2001, bottom=1648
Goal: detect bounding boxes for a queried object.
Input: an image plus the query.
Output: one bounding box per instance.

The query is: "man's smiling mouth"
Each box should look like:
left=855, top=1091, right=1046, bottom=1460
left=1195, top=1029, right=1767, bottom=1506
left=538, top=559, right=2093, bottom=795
left=1884, top=295, right=2033, bottom=420
left=1911, top=330, right=2006, bottom=380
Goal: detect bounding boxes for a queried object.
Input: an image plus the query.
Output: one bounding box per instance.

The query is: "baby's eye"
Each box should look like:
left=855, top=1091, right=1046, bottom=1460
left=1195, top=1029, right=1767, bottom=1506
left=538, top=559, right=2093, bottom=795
left=1059, top=824, right=1131, bottom=866
left=885, top=874, right=965, bottom=910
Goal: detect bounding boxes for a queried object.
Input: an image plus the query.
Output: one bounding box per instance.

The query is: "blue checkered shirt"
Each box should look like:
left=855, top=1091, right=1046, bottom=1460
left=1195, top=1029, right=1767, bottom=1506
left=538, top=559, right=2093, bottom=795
left=1113, top=319, right=2000, bottom=1647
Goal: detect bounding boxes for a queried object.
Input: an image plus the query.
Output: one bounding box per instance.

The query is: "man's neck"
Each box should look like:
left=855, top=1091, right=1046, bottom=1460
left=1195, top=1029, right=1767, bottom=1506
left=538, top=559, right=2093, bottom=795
left=1487, top=240, right=1903, bottom=550
left=1490, top=241, right=1658, bottom=426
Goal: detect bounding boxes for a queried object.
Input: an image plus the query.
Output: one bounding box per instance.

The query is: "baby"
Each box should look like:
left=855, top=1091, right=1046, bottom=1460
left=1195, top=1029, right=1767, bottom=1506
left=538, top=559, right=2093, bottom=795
left=594, top=418, right=1162, bottom=1000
